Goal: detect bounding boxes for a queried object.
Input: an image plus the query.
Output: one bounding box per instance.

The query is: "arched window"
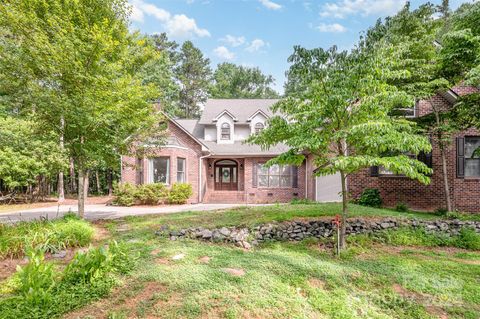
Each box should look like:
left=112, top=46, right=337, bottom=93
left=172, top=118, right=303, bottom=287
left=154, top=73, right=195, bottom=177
left=221, top=123, right=230, bottom=140
left=254, top=122, right=264, bottom=134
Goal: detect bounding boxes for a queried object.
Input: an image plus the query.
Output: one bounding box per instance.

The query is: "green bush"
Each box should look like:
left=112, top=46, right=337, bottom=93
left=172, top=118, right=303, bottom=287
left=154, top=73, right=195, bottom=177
left=395, top=202, right=409, bottom=212
left=167, top=183, right=193, bottom=204
left=0, top=215, right=94, bottom=259
left=16, top=249, right=56, bottom=306
left=453, top=228, right=480, bottom=250
left=0, top=241, right=138, bottom=319
left=290, top=198, right=316, bottom=205
left=112, top=182, right=137, bottom=206
left=135, top=183, right=167, bottom=205
left=357, top=188, right=382, bottom=207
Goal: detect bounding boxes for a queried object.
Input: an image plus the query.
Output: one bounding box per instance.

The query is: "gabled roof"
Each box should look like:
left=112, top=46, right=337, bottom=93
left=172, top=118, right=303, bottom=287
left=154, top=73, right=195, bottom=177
left=199, top=99, right=279, bottom=124
left=213, top=109, right=238, bottom=122
left=247, top=109, right=269, bottom=122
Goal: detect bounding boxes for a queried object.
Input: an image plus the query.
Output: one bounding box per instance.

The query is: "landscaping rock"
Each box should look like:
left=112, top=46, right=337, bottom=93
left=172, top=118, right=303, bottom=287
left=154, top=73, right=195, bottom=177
left=52, top=250, right=67, bottom=259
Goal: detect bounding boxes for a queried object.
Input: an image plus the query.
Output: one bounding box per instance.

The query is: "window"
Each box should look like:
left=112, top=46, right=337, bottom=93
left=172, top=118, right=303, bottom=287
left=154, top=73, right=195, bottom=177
left=465, top=137, right=480, bottom=177
left=150, top=157, right=169, bottom=184
left=221, top=123, right=230, bottom=140
left=254, top=122, right=264, bottom=134
left=177, top=158, right=186, bottom=183
left=257, top=164, right=292, bottom=188
left=373, top=151, right=432, bottom=176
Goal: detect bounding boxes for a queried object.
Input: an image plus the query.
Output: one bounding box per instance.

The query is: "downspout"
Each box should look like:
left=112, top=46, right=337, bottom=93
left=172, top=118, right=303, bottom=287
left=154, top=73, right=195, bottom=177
left=198, top=152, right=212, bottom=203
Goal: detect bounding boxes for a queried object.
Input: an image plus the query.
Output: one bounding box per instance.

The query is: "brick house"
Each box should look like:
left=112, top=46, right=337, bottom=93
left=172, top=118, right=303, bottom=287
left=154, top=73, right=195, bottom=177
left=121, top=99, right=342, bottom=204
left=348, top=85, right=480, bottom=213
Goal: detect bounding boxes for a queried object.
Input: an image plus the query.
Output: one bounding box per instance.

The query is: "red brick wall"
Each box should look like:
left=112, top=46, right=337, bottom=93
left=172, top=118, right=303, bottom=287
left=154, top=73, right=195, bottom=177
left=348, top=88, right=480, bottom=213
left=121, top=120, right=203, bottom=204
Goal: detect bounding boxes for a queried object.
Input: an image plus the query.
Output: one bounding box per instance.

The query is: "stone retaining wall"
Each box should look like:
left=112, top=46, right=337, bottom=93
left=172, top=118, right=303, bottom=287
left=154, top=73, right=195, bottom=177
left=159, top=218, right=480, bottom=248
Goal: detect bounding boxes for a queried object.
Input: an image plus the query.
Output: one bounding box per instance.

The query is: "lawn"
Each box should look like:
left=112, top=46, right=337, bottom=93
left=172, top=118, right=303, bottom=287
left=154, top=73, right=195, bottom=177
left=1, top=203, right=479, bottom=319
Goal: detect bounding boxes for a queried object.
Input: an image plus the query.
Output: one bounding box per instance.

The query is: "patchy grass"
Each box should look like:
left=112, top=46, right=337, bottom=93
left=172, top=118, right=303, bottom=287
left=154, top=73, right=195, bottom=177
left=0, top=214, right=94, bottom=259
left=119, top=203, right=447, bottom=232
left=1, top=204, right=479, bottom=318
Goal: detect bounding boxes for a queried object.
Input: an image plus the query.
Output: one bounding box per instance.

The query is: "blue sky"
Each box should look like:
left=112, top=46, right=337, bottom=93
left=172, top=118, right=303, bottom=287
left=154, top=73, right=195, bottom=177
left=129, top=0, right=475, bottom=93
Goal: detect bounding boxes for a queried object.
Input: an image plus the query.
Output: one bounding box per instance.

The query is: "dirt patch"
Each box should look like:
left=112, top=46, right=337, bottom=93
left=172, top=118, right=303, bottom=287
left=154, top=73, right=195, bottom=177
left=198, top=256, right=211, bottom=264
left=92, top=223, right=111, bottom=242
left=222, top=268, right=245, bottom=277
left=64, top=280, right=165, bottom=319
left=392, top=284, right=448, bottom=319
left=155, top=257, right=171, bottom=265
left=308, top=278, right=326, bottom=290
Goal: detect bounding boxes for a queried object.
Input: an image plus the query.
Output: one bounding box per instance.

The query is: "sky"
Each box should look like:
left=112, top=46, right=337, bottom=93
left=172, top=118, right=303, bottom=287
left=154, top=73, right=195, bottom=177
left=129, top=0, right=476, bottom=93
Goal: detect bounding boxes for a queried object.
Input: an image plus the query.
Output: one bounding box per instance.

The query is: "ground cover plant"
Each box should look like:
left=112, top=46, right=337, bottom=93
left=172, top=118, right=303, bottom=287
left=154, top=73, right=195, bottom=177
left=0, top=214, right=94, bottom=259
left=0, top=203, right=479, bottom=318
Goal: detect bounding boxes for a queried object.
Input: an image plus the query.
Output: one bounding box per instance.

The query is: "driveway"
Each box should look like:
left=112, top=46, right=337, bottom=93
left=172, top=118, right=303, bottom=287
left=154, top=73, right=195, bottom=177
left=0, top=203, right=265, bottom=223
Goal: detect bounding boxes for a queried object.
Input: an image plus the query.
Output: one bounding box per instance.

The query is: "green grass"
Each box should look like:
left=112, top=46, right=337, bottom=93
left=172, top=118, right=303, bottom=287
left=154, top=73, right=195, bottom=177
left=0, top=214, right=94, bottom=258
left=1, top=203, right=479, bottom=318
left=120, top=203, right=451, bottom=232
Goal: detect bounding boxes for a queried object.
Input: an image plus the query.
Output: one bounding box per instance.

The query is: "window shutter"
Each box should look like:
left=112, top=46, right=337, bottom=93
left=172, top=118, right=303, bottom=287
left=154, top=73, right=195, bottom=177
left=252, top=160, right=258, bottom=188
left=292, top=165, right=298, bottom=188
left=418, top=151, right=433, bottom=169
left=370, top=166, right=379, bottom=177
left=456, top=137, right=465, bottom=178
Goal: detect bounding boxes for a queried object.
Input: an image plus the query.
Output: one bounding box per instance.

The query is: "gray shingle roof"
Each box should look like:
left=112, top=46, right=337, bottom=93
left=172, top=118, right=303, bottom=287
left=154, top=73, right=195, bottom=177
left=199, top=140, right=289, bottom=156
left=174, top=119, right=203, bottom=139
left=198, top=99, right=279, bottom=124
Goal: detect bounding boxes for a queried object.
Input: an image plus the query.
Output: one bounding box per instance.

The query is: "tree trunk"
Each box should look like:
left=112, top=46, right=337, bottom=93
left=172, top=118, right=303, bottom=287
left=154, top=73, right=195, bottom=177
left=339, top=170, right=348, bottom=250
left=95, top=170, right=101, bottom=194
left=69, top=158, right=76, bottom=194
left=78, top=168, right=85, bottom=218
left=433, top=109, right=453, bottom=212
left=107, top=169, right=113, bottom=196
left=58, top=116, right=65, bottom=201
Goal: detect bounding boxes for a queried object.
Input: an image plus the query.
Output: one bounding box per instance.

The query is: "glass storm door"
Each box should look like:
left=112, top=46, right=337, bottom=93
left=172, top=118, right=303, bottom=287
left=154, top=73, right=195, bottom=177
left=214, top=160, right=238, bottom=191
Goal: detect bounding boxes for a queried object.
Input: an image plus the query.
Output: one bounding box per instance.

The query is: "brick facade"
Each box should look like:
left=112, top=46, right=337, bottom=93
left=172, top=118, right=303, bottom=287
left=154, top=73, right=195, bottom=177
left=348, top=85, right=480, bottom=213
left=122, top=120, right=309, bottom=204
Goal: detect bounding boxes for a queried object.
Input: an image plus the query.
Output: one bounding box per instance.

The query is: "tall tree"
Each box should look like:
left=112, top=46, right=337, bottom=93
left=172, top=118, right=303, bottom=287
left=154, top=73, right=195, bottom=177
left=209, top=63, right=280, bottom=98
left=248, top=45, right=432, bottom=250
left=362, top=3, right=454, bottom=211
left=0, top=0, right=163, bottom=217
left=175, top=41, right=212, bottom=118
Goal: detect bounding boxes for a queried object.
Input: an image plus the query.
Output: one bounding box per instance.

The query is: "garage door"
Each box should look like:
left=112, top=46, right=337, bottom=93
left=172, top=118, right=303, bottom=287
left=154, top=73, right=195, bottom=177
left=315, top=173, right=342, bottom=202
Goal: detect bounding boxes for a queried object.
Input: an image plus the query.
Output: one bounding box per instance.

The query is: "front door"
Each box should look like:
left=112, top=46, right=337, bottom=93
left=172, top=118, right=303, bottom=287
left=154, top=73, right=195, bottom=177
left=214, top=160, right=238, bottom=191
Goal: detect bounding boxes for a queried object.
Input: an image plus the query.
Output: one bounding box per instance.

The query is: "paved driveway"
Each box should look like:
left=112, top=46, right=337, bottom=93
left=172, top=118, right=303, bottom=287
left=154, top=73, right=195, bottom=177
left=0, top=203, right=265, bottom=223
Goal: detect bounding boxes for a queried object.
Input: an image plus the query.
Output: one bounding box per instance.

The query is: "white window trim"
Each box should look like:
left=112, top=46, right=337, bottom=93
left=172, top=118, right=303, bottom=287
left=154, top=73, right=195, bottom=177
left=148, top=157, right=170, bottom=185
left=177, top=157, right=187, bottom=183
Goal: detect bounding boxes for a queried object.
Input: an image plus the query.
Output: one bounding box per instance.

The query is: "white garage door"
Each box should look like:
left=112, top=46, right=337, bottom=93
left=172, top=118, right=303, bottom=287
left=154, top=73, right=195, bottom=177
left=315, top=173, right=342, bottom=202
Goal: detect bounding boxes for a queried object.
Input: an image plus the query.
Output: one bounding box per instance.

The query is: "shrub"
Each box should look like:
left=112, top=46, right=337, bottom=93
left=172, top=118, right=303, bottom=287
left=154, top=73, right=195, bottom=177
left=395, top=202, right=409, bottom=212
left=0, top=216, right=94, bottom=259
left=445, top=211, right=461, bottom=220
left=135, top=183, right=167, bottom=205
left=63, top=246, right=113, bottom=284
left=357, top=188, right=382, bottom=207
left=167, top=183, right=193, bottom=204
left=435, top=207, right=448, bottom=216
left=16, top=249, right=56, bottom=305
left=112, top=182, right=137, bottom=206
left=453, top=228, right=480, bottom=250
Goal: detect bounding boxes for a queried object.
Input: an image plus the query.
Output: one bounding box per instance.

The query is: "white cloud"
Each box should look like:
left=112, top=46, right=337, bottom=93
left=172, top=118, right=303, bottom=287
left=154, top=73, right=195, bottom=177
left=259, top=0, right=282, bottom=10
left=320, top=0, right=406, bottom=18
left=129, top=0, right=210, bottom=38
left=214, top=46, right=236, bottom=60
left=246, top=39, right=267, bottom=52
left=316, top=23, right=347, bottom=33
left=220, top=35, right=246, bottom=47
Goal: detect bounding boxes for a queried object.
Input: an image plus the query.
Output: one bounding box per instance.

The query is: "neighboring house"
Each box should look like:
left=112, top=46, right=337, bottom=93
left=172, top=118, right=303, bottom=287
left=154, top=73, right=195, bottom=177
left=121, top=99, right=343, bottom=204
left=348, top=85, right=480, bottom=213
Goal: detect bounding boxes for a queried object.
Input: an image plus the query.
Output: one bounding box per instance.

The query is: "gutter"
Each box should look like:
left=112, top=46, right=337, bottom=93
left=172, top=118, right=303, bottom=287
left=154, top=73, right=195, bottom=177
left=198, top=152, right=212, bottom=203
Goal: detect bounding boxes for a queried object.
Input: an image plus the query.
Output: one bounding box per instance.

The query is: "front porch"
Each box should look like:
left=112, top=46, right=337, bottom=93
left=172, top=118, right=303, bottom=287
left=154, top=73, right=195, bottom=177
left=204, top=158, right=246, bottom=203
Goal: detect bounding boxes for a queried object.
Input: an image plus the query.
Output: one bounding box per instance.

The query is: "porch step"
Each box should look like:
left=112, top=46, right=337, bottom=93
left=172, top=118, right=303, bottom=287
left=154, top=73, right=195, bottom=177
left=204, top=191, right=246, bottom=203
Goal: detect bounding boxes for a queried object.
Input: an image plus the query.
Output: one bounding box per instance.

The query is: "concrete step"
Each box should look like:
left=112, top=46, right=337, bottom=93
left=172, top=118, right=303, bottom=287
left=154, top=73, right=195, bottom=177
left=204, top=191, right=246, bottom=203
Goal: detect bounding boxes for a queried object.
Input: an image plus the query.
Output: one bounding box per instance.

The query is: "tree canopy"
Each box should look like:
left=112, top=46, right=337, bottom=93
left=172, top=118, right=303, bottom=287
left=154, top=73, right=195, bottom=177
left=209, top=63, right=280, bottom=99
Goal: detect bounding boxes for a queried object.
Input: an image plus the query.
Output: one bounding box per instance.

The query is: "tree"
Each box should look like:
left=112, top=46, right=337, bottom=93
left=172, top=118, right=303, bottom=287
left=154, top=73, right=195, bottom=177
left=209, top=63, right=280, bottom=98
left=175, top=41, right=212, bottom=118
left=0, top=0, right=163, bottom=217
left=0, top=117, right=66, bottom=200
left=248, top=45, right=432, bottom=250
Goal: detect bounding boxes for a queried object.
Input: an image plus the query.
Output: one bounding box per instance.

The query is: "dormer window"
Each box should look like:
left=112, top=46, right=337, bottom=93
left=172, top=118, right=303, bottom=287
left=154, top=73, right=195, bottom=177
left=254, top=122, right=264, bottom=134
left=221, top=123, right=231, bottom=140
